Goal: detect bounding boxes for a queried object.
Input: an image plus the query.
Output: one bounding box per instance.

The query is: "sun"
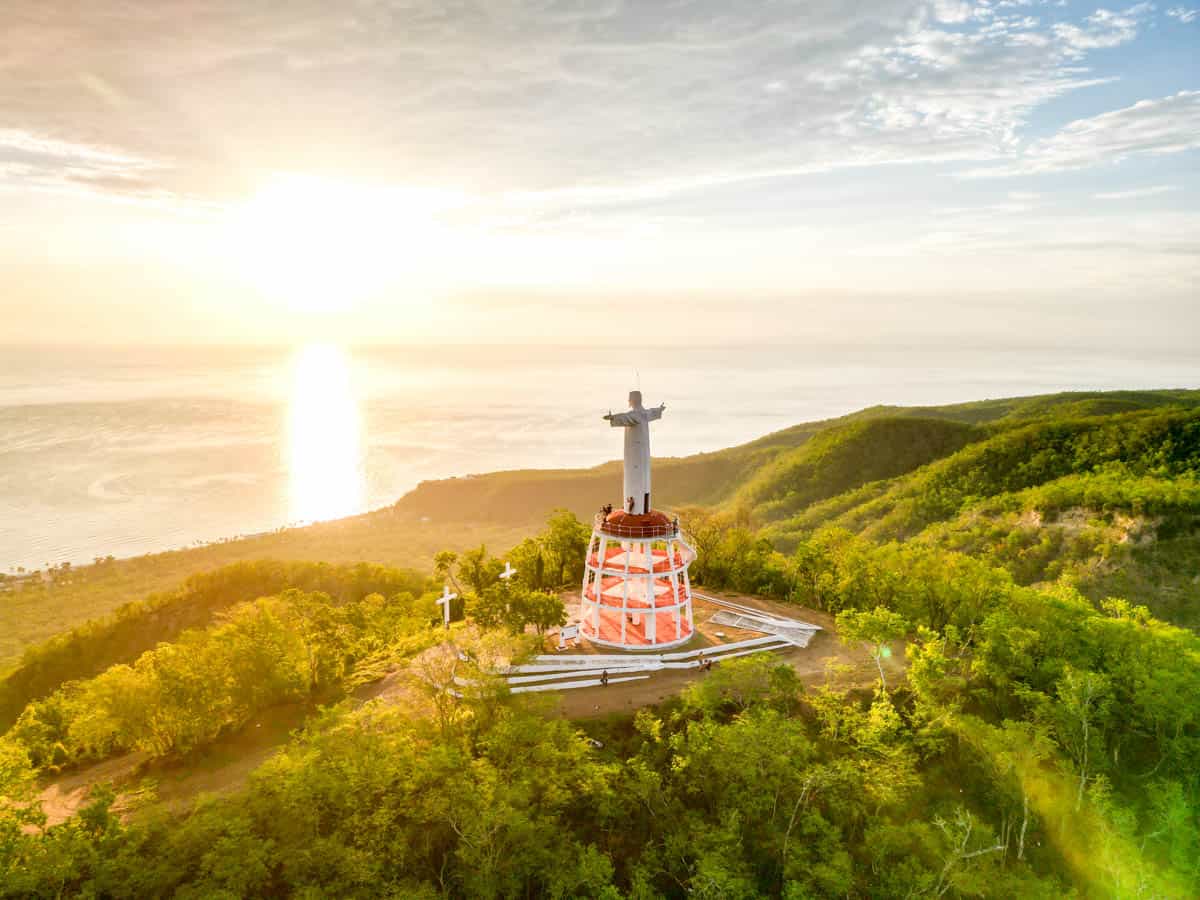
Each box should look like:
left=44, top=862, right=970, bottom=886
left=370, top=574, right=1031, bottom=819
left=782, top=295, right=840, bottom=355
left=226, top=174, right=463, bottom=313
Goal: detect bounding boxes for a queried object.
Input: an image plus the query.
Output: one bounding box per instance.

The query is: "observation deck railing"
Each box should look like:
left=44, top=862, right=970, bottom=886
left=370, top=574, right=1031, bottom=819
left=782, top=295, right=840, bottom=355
left=593, top=512, right=680, bottom=540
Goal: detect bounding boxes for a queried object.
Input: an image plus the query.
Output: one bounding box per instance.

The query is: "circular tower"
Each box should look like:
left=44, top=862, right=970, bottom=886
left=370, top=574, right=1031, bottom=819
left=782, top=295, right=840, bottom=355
left=579, top=391, right=697, bottom=649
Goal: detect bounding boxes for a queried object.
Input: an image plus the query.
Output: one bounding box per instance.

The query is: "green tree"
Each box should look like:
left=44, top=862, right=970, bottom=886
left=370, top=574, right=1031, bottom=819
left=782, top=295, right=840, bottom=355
left=458, top=546, right=504, bottom=596
left=506, top=538, right=546, bottom=591
left=434, top=550, right=463, bottom=595
left=681, top=653, right=799, bottom=716
left=1050, top=667, right=1112, bottom=811
left=540, top=509, right=590, bottom=587
left=836, top=606, right=908, bottom=691
left=513, top=590, right=567, bottom=636
left=469, top=583, right=510, bottom=631
left=959, top=716, right=1055, bottom=861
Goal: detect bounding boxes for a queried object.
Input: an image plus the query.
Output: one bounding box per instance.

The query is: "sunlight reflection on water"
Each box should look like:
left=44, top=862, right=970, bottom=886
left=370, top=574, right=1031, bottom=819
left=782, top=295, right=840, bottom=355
left=287, top=343, right=364, bottom=524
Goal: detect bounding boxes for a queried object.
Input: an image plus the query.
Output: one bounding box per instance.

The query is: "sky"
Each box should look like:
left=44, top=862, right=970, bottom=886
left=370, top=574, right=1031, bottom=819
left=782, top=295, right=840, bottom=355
left=1, top=0, right=1196, bottom=348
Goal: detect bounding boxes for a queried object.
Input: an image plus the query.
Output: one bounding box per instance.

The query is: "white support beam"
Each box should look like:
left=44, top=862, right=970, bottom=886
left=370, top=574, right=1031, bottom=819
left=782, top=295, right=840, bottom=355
left=692, top=592, right=822, bottom=631
left=513, top=633, right=792, bottom=673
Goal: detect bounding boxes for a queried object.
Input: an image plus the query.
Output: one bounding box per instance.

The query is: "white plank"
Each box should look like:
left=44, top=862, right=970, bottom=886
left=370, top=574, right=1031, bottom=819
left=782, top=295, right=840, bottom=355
left=507, top=664, right=663, bottom=685
left=693, top=592, right=822, bottom=632
left=509, top=674, right=650, bottom=694
left=511, top=636, right=792, bottom=677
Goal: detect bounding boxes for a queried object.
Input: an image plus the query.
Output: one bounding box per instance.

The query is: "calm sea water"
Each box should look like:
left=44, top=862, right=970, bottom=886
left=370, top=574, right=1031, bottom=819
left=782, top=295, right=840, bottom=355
left=2, top=343, right=1198, bottom=571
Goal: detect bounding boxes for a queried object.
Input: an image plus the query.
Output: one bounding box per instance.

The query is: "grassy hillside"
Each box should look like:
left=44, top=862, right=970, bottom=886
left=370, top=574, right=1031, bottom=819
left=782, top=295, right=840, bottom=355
left=734, top=417, right=980, bottom=522
left=391, top=450, right=759, bottom=526
left=767, top=408, right=1200, bottom=540
left=396, top=389, right=1200, bottom=530
left=4, top=391, right=1195, bottom=672
left=0, top=512, right=524, bottom=671
left=762, top=407, right=1200, bottom=628
left=0, top=561, right=431, bottom=732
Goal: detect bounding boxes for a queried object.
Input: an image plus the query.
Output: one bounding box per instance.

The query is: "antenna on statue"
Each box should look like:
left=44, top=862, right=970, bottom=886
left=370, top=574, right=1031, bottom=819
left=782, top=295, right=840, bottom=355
left=635, top=368, right=640, bottom=390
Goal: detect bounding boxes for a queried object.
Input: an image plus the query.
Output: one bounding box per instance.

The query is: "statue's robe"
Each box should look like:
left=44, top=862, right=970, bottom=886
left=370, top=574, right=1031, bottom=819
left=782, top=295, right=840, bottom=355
left=606, top=403, right=663, bottom=514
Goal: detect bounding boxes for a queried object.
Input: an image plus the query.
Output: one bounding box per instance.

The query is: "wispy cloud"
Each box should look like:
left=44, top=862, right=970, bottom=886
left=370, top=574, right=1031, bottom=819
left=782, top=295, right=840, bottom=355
left=1166, top=6, right=1199, bottom=23
left=960, top=91, right=1200, bottom=177
left=1093, top=185, right=1179, bottom=200
left=0, top=129, right=174, bottom=203
left=1052, top=3, right=1154, bottom=55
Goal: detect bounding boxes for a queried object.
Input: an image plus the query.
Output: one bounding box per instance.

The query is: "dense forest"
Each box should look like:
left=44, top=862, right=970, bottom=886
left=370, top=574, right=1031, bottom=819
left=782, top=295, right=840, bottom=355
left=2, top=390, right=1199, bottom=896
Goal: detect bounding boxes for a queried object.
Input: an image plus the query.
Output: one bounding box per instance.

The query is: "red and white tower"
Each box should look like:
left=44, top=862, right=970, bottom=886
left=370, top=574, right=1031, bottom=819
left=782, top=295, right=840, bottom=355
left=580, top=391, right=696, bottom=649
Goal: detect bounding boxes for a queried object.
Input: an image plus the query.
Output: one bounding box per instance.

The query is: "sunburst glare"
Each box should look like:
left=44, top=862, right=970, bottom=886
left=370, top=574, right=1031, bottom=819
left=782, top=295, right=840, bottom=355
left=287, top=343, right=364, bottom=524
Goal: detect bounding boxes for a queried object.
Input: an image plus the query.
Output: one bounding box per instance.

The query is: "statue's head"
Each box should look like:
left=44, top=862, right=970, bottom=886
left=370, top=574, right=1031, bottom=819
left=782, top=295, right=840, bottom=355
left=629, top=390, right=644, bottom=409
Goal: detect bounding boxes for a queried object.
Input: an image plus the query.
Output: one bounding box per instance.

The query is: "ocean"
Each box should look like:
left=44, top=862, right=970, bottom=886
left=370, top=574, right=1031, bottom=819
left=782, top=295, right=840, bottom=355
left=2, top=342, right=1198, bottom=572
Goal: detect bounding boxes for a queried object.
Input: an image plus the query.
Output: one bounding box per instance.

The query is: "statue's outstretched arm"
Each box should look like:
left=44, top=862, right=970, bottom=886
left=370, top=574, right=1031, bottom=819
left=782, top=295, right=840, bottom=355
left=605, top=411, right=638, bottom=426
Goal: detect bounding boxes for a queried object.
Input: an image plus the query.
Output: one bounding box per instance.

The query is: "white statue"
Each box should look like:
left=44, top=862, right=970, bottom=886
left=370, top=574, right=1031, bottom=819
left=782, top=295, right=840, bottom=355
left=603, top=390, right=665, bottom=515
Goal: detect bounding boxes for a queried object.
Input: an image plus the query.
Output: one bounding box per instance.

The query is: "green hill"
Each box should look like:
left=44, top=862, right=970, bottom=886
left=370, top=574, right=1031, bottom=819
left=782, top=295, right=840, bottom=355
left=734, top=417, right=981, bottom=522
left=0, top=561, right=431, bottom=732
left=391, top=449, right=758, bottom=526
left=767, top=407, right=1200, bottom=540
left=762, top=406, right=1200, bottom=628
left=6, top=389, right=1198, bottom=674
left=395, top=389, right=1200, bottom=530
left=0, top=512, right=525, bottom=673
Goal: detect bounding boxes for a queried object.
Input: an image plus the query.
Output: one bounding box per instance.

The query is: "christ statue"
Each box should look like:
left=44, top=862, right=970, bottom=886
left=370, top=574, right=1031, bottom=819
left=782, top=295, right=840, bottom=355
left=603, top=390, right=665, bottom=515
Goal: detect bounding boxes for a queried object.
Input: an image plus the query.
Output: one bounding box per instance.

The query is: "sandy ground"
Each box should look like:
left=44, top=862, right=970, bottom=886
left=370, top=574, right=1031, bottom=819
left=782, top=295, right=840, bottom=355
left=32, top=589, right=905, bottom=826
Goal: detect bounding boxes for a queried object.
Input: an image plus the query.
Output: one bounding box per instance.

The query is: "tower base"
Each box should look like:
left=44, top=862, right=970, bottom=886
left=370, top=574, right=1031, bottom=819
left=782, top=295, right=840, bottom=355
left=579, top=511, right=696, bottom=650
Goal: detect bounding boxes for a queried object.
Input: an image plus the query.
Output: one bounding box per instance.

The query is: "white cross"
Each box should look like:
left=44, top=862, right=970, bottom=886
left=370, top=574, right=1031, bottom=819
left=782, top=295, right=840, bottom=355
left=437, top=585, right=457, bottom=629
left=499, top=561, right=518, bottom=581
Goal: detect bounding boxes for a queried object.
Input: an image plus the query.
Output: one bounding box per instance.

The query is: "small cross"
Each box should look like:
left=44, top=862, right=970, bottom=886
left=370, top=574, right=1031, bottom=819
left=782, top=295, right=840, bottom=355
left=437, top=585, right=457, bottom=629
left=499, top=561, right=518, bottom=581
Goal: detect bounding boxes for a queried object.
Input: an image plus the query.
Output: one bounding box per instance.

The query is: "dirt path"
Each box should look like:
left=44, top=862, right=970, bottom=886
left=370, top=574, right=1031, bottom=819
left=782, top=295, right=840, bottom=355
left=138, top=702, right=310, bottom=816
left=33, top=703, right=310, bottom=828
left=37, top=750, right=150, bottom=828
left=32, top=589, right=905, bottom=825
left=33, top=676, right=417, bottom=828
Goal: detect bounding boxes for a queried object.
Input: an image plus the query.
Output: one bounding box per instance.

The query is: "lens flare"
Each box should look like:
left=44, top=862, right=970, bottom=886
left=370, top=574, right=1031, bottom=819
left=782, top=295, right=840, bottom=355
left=287, top=343, right=364, bottom=523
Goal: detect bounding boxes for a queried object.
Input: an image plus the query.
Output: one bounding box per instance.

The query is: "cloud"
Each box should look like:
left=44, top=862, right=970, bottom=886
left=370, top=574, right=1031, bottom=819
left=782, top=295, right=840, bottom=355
left=1166, top=6, right=1199, bottom=23
left=1052, top=4, right=1153, bottom=56
left=1093, top=184, right=1179, bottom=199
left=961, top=91, right=1200, bottom=176
left=0, top=0, right=1169, bottom=210
left=0, top=129, right=174, bottom=203
left=832, top=2, right=1149, bottom=164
